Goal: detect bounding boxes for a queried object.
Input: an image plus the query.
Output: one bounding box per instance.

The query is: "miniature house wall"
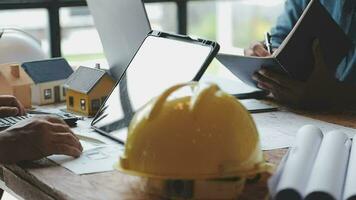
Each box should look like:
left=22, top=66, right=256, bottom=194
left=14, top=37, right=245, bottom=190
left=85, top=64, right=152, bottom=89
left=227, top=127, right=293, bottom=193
left=0, top=64, right=33, bottom=108
left=22, top=58, right=74, bottom=105
left=30, top=80, right=67, bottom=105
left=64, top=66, right=115, bottom=116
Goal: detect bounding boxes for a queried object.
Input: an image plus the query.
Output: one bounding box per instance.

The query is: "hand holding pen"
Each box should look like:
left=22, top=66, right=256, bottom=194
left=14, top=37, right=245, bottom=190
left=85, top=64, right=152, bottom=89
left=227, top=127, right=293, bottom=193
left=244, top=33, right=273, bottom=57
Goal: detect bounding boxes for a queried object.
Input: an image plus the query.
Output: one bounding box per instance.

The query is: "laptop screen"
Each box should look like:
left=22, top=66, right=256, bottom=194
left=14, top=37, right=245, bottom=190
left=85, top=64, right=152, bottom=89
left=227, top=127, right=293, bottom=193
left=91, top=33, right=218, bottom=142
left=87, top=0, right=151, bottom=80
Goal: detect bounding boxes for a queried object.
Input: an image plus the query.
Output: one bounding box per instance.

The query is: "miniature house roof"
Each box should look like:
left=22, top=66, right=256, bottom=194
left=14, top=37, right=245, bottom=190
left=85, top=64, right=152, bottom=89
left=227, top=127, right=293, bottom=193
left=64, top=66, right=109, bottom=94
left=21, top=58, right=74, bottom=84
left=0, top=64, right=33, bottom=87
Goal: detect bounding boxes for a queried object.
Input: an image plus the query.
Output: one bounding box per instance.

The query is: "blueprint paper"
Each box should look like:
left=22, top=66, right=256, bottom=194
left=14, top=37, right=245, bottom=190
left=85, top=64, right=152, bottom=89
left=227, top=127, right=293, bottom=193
left=253, top=111, right=356, bottom=150
left=48, top=141, right=124, bottom=175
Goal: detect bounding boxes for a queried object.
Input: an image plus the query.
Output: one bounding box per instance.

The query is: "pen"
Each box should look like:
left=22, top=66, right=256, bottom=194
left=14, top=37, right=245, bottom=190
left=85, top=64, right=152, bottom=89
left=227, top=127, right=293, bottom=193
left=264, top=32, right=273, bottom=54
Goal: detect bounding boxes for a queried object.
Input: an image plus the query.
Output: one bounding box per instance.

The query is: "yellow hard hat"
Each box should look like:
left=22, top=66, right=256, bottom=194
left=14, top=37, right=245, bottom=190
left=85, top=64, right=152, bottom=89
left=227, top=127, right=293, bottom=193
left=116, top=82, right=271, bottom=180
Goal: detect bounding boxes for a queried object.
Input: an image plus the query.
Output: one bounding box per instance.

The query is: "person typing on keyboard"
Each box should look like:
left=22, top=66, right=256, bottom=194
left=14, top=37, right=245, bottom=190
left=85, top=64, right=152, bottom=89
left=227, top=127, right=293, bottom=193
left=0, top=95, right=83, bottom=164
left=0, top=95, right=26, bottom=117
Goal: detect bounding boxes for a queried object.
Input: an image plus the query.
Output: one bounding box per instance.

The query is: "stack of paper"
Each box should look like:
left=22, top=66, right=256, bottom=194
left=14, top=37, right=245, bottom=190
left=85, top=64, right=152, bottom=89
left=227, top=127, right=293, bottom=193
left=269, top=125, right=356, bottom=200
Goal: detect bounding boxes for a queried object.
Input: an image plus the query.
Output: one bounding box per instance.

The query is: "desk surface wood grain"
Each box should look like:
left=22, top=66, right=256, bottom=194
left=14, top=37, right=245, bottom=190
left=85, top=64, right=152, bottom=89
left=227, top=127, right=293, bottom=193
left=2, top=108, right=356, bottom=200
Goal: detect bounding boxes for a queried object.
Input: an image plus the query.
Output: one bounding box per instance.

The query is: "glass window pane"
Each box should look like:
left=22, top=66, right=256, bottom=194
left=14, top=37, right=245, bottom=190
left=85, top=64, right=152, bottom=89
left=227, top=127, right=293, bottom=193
left=60, top=3, right=177, bottom=66
left=91, top=99, right=101, bottom=111
left=188, top=0, right=284, bottom=50
left=145, top=2, right=177, bottom=33
left=188, top=0, right=284, bottom=76
left=0, top=9, right=50, bottom=57
left=232, top=0, right=284, bottom=48
left=44, top=89, right=52, bottom=100
left=188, top=2, right=217, bottom=41
left=80, top=99, right=86, bottom=110
left=60, top=7, right=104, bottom=66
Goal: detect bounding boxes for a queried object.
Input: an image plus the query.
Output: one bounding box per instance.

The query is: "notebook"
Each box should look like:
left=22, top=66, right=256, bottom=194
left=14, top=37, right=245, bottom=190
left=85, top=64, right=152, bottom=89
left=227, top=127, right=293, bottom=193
left=217, top=0, right=353, bottom=87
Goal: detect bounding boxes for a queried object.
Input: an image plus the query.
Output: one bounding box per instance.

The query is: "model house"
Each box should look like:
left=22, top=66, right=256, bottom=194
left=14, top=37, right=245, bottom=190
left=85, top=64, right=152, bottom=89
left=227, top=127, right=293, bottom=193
left=0, top=64, right=34, bottom=108
left=21, top=58, right=74, bottom=105
left=64, top=66, right=115, bottom=116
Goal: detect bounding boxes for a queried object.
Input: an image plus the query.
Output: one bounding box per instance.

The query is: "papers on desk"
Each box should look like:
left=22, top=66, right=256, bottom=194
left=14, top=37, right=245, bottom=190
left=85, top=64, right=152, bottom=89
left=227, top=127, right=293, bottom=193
left=253, top=111, right=356, bottom=150
left=44, top=103, right=356, bottom=175
left=40, top=110, right=125, bottom=175
left=200, top=74, right=260, bottom=95
left=48, top=141, right=124, bottom=175
left=269, top=125, right=356, bottom=200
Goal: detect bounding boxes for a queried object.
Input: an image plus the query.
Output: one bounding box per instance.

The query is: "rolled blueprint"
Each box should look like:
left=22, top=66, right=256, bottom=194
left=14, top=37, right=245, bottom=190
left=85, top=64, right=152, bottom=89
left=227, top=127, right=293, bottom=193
left=275, top=125, right=323, bottom=200
left=343, top=134, right=356, bottom=200
left=305, top=130, right=351, bottom=200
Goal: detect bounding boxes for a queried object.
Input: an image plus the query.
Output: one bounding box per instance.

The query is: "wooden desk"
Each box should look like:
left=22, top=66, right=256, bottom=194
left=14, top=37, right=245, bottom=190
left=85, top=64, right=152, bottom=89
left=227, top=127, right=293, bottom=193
left=1, top=109, right=355, bottom=200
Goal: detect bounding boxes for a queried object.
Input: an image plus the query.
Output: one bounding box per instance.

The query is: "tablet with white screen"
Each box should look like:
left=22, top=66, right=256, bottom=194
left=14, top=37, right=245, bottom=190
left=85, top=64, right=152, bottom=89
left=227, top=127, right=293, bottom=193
left=91, top=31, right=219, bottom=143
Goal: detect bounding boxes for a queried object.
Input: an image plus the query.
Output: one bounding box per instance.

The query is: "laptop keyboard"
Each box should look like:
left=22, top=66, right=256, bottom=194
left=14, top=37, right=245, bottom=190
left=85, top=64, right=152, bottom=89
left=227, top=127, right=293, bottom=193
left=0, top=113, right=80, bottom=130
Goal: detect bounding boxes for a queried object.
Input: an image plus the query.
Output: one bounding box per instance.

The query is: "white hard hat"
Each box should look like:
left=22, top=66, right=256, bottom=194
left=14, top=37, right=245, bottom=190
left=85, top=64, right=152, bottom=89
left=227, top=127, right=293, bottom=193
left=0, top=28, right=47, bottom=64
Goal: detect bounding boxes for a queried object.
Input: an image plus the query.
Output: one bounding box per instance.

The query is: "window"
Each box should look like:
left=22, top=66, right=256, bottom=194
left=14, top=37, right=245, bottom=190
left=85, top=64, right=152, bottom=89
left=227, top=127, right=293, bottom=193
left=80, top=99, right=86, bottom=111
left=101, top=96, right=107, bottom=104
left=69, top=96, right=74, bottom=107
left=0, top=9, right=50, bottom=56
left=188, top=1, right=284, bottom=49
left=188, top=1, right=284, bottom=77
left=145, top=3, right=177, bottom=33
left=63, top=87, right=67, bottom=97
left=1, top=0, right=285, bottom=81
left=60, top=3, right=177, bottom=66
left=91, top=99, right=101, bottom=112
left=44, top=89, right=52, bottom=100
left=60, top=7, right=104, bottom=66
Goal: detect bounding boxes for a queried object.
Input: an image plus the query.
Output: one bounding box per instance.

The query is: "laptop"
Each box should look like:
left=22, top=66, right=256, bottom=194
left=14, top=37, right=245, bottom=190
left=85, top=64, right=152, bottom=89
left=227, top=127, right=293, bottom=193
left=86, top=0, right=276, bottom=143
left=87, top=0, right=151, bottom=80
left=90, top=31, right=219, bottom=143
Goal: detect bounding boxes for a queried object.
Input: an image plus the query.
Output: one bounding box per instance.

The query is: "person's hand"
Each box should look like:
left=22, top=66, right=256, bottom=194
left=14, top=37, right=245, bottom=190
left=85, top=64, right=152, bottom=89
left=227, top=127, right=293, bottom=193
left=0, top=116, right=83, bottom=164
left=252, top=39, right=341, bottom=109
left=0, top=95, right=26, bottom=117
left=244, top=41, right=271, bottom=57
